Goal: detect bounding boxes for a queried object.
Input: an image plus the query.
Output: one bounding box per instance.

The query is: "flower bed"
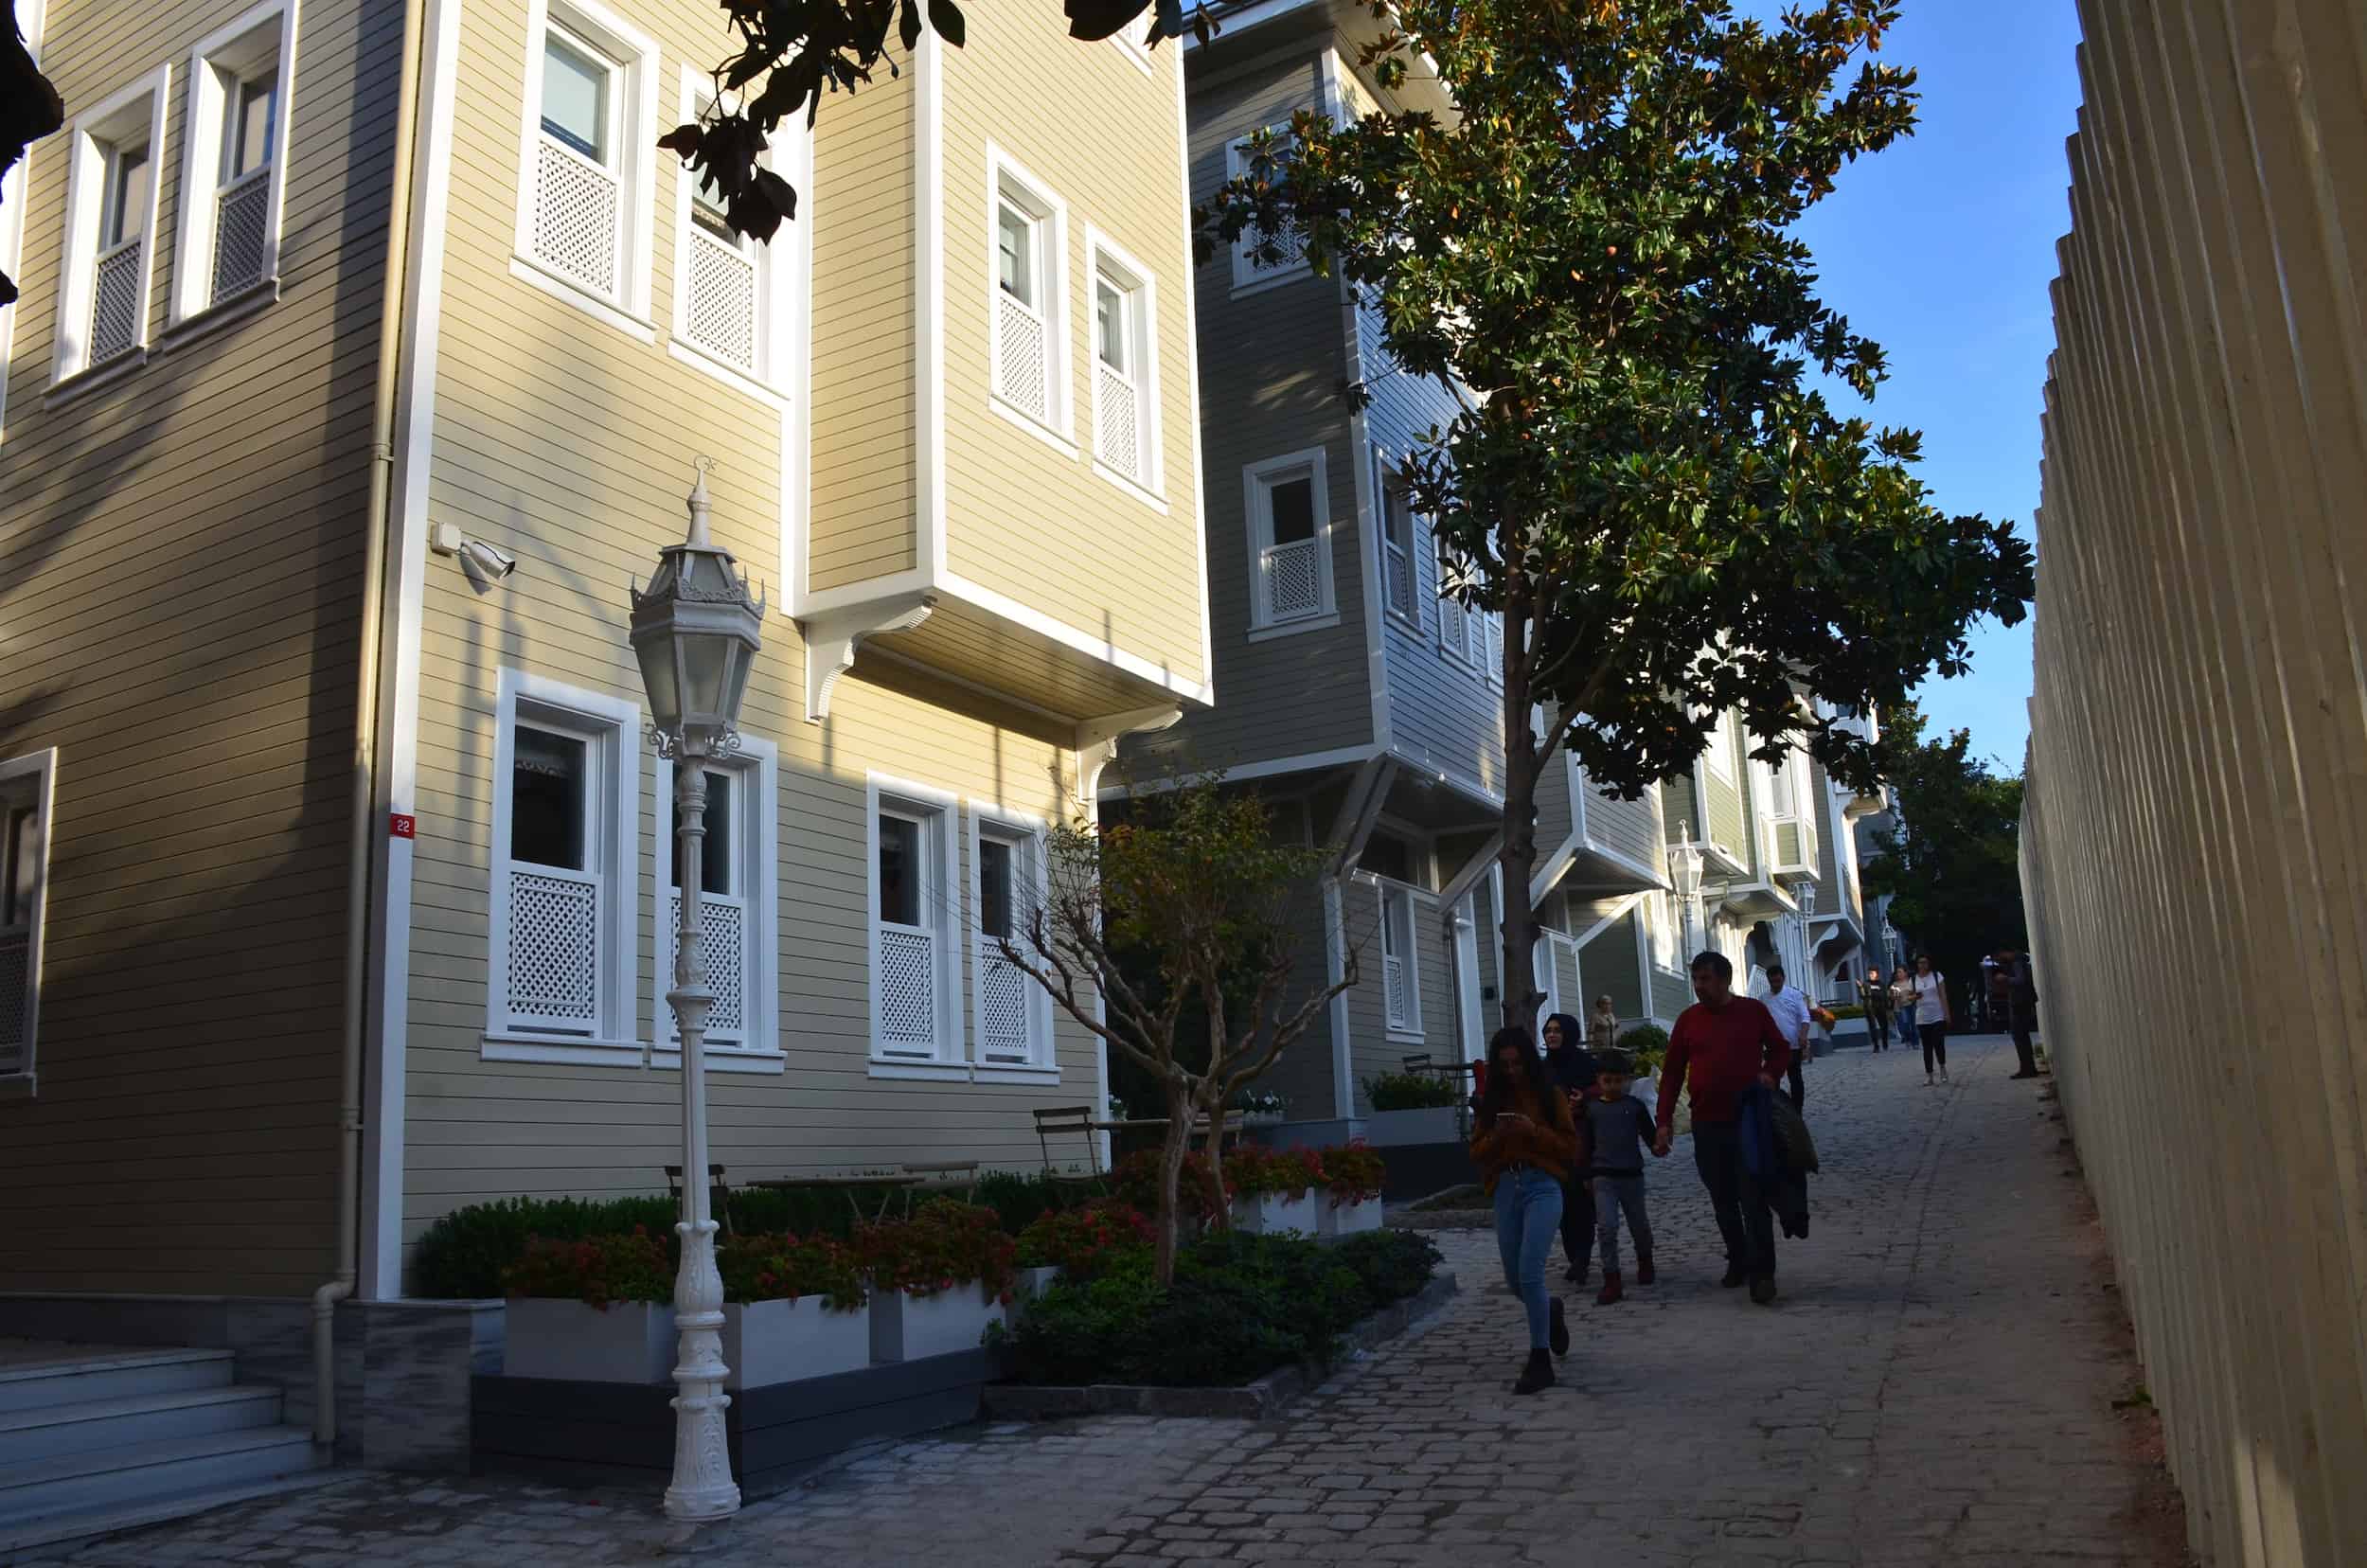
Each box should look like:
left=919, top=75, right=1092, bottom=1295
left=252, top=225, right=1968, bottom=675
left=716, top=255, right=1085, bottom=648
left=855, top=1200, right=1017, bottom=1363
left=1319, top=1144, right=1386, bottom=1238
left=992, top=1228, right=1443, bottom=1389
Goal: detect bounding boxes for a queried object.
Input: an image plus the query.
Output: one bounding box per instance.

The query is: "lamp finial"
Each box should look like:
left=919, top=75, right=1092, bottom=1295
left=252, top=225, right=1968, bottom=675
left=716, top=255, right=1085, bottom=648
left=686, top=456, right=716, bottom=546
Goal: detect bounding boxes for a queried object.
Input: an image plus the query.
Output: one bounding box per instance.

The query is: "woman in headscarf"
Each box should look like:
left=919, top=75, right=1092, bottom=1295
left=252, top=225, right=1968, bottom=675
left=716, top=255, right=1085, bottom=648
left=1471, top=1025, right=1580, bottom=1394
left=1540, top=1011, right=1599, bottom=1282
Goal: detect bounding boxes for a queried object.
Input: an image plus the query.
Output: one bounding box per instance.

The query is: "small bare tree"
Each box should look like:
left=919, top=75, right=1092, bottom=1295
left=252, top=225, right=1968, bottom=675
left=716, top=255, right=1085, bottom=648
left=1001, top=775, right=1358, bottom=1285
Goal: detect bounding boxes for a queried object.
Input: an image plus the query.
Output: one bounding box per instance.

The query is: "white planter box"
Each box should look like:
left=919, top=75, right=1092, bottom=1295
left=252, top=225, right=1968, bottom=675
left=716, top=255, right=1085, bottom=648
left=869, top=1286, right=1006, bottom=1363
left=503, top=1299, right=675, bottom=1384
left=1319, top=1196, right=1383, bottom=1239
left=1231, top=1191, right=1321, bottom=1236
left=1364, top=1106, right=1463, bottom=1148
left=720, top=1296, right=871, bottom=1390
left=1009, top=1265, right=1062, bottom=1323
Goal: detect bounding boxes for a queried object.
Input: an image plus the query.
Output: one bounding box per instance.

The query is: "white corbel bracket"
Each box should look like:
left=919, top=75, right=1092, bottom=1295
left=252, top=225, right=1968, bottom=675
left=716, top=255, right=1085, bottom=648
left=1075, top=705, right=1184, bottom=806
left=802, top=594, right=936, bottom=722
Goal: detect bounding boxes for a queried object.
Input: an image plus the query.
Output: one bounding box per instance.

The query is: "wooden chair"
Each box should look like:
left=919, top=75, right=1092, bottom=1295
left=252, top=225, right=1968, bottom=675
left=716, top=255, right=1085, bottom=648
left=664, top=1164, right=733, bottom=1234
left=1032, top=1106, right=1104, bottom=1191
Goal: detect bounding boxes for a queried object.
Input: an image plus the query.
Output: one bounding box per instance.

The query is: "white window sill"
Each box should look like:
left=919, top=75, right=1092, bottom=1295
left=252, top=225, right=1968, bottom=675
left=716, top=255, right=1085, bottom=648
left=1386, top=1027, right=1426, bottom=1045
left=974, top=1063, right=1059, bottom=1086
left=1230, top=261, right=1314, bottom=300
left=1246, top=612, right=1342, bottom=644
left=667, top=335, right=790, bottom=411
left=45, top=349, right=151, bottom=407
left=509, top=255, right=658, bottom=343
left=0, top=1073, right=36, bottom=1102
left=988, top=394, right=1078, bottom=458
left=482, top=1033, right=646, bottom=1067
left=868, top=1058, right=973, bottom=1082
left=1090, top=458, right=1166, bottom=513
left=161, top=276, right=281, bottom=350
left=1383, top=608, right=1421, bottom=633
left=652, top=1045, right=787, bottom=1075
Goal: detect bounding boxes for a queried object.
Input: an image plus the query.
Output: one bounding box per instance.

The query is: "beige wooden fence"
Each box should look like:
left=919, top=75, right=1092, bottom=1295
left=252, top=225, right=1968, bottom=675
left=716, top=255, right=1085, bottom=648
left=2019, top=4, right=2367, bottom=1563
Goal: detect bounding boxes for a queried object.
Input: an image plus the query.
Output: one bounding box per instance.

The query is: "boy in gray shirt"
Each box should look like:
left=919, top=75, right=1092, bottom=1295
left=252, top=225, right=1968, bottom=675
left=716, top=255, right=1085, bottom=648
left=1581, top=1053, right=1664, bottom=1305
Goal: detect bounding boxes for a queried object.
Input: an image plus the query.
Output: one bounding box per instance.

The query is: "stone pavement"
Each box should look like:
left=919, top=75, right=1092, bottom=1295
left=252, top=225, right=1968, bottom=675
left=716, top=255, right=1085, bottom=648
left=32, top=1035, right=2187, bottom=1568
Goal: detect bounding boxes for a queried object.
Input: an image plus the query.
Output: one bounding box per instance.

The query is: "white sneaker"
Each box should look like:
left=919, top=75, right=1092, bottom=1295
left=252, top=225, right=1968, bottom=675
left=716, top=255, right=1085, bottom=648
left=1940, top=1067, right=1950, bottom=1083
left=1924, top=1074, right=1934, bottom=1086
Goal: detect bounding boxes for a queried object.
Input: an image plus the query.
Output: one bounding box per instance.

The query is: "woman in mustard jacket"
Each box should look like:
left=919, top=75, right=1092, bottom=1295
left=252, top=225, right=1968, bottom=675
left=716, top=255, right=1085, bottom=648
left=1471, top=1025, right=1580, bottom=1395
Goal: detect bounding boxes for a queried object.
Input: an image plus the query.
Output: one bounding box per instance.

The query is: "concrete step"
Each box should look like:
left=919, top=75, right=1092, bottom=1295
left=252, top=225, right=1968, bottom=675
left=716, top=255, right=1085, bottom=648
left=0, top=1384, right=284, bottom=1463
left=0, top=1468, right=352, bottom=1563
left=0, top=1424, right=325, bottom=1530
left=0, top=1349, right=233, bottom=1415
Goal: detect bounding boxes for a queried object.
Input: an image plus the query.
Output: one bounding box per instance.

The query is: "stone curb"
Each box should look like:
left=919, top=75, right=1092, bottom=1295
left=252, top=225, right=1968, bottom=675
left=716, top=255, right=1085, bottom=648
left=982, top=1271, right=1459, bottom=1422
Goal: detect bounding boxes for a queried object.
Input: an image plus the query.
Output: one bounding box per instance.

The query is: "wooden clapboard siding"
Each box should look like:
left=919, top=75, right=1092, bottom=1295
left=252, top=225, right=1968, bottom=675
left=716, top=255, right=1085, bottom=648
left=0, top=0, right=399, bottom=1294
left=934, top=9, right=1204, bottom=688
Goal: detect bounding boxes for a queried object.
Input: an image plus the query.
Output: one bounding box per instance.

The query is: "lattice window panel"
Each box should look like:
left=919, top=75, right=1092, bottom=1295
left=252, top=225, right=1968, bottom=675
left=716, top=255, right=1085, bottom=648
left=684, top=230, right=757, bottom=372
left=976, top=947, right=1034, bottom=1064
left=666, top=890, right=746, bottom=1044
left=532, top=137, right=622, bottom=297
left=1263, top=539, right=1320, bottom=621
left=1384, top=544, right=1414, bottom=619
left=211, top=169, right=272, bottom=302
left=89, top=241, right=144, bottom=364
left=506, top=869, right=600, bottom=1033
left=995, top=293, right=1049, bottom=421
left=1383, top=954, right=1413, bottom=1031
left=0, top=931, right=27, bottom=1068
left=1438, top=585, right=1467, bottom=659
left=876, top=927, right=938, bottom=1055
left=1094, top=361, right=1142, bottom=480
left=1485, top=613, right=1504, bottom=685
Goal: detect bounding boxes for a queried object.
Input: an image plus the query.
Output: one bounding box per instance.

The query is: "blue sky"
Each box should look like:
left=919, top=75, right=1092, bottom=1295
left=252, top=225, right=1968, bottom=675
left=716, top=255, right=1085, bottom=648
left=1787, top=0, right=2086, bottom=774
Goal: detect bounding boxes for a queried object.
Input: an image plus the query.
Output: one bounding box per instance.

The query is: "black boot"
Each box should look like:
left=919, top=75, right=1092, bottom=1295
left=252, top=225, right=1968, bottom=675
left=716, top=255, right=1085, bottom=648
left=1549, top=1295, right=1570, bottom=1357
left=1512, top=1348, right=1555, bottom=1396
left=1720, top=1262, right=1749, bottom=1289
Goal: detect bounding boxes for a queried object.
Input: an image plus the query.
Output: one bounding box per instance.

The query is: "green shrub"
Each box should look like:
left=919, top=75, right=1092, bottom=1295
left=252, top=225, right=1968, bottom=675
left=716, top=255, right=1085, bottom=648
left=1320, top=1144, right=1387, bottom=1205
left=1826, top=1004, right=1866, bottom=1021
left=975, top=1168, right=1088, bottom=1233
left=1328, top=1228, right=1441, bottom=1310
left=856, top=1200, right=1018, bottom=1301
left=1013, top=1202, right=1153, bottom=1279
left=1363, top=1071, right=1463, bottom=1111
left=1111, top=1148, right=1232, bottom=1220
left=416, top=1195, right=680, bottom=1298
left=1615, top=1025, right=1670, bottom=1073
left=996, top=1228, right=1439, bottom=1388
left=1226, top=1145, right=1326, bottom=1199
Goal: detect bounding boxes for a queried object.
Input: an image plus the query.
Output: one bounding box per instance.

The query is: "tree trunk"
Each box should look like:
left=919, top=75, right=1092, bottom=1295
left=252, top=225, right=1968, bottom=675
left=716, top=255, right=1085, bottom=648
left=1497, top=570, right=1544, bottom=1034
left=1199, top=1086, right=1232, bottom=1229
left=1152, top=1080, right=1194, bottom=1287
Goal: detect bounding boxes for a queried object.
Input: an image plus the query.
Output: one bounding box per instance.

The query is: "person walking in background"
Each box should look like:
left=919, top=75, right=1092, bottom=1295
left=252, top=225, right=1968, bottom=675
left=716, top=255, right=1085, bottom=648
left=1588, top=995, right=1620, bottom=1052
left=1995, top=948, right=2042, bottom=1078
left=1911, top=954, right=1952, bottom=1084
left=1581, top=1051, right=1663, bottom=1305
left=1542, top=1012, right=1599, bottom=1284
left=1860, top=966, right=1893, bottom=1052
left=1891, top=968, right=1920, bottom=1047
left=1471, top=1026, right=1579, bottom=1394
left=1653, top=952, right=1794, bottom=1305
left=1761, top=963, right=1814, bottom=1110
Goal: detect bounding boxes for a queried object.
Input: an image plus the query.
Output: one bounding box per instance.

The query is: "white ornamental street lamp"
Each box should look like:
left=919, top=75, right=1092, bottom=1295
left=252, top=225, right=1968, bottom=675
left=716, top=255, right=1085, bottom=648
left=630, top=462, right=763, bottom=1525
left=1791, top=880, right=1819, bottom=998
left=1667, top=827, right=1705, bottom=959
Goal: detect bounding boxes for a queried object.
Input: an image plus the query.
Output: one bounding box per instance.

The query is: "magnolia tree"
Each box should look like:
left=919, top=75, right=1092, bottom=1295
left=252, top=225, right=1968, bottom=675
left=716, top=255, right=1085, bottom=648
left=1201, top=0, right=2036, bottom=1018
left=999, top=777, right=1356, bottom=1285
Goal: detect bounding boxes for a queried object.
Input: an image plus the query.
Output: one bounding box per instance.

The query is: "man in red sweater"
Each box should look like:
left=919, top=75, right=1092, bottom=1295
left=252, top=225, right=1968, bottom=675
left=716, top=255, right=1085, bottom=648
left=1653, top=950, right=1793, bottom=1304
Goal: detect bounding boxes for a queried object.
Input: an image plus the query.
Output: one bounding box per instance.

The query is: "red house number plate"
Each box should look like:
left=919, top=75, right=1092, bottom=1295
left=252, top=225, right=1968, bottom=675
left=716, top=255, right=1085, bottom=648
left=390, top=813, right=417, bottom=839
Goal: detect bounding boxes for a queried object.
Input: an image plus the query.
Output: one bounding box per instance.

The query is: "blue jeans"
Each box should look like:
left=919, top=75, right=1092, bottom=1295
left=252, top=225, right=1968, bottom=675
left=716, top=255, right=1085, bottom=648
left=1896, top=1010, right=1917, bottom=1045
left=1492, top=1168, right=1563, bottom=1350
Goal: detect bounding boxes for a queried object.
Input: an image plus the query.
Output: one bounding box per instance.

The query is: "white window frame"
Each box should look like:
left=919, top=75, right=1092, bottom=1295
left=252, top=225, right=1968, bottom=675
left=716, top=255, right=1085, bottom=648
left=1373, top=877, right=1423, bottom=1042
left=1226, top=125, right=1310, bottom=295
left=667, top=68, right=803, bottom=403
left=49, top=63, right=171, bottom=388
left=485, top=669, right=641, bottom=1065
left=169, top=0, right=298, bottom=330
left=510, top=0, right=660, bottom=335
left=1242, top=446, right=1337, bottom=638
left=1483, top=611, right=1504, bottom=688
left=1433, top=526, right=1482, bottom=667
left=1373, top=452, right=1418, bottom=626
left=985, top=143, right=1072, bottom=446
left=1705, top=709, right=1737, bottom=784
left=0, top=749, right=58, bottom=1092
left=652, top=739, right=780, bottom=1074
left=969, top=804, right=1056, bottom=1081
left=867, top=774, right=964, bottom=1078
left=1111, top=10, right=1155, bottom=72
left=1085, top=225, right=1162, bottom=502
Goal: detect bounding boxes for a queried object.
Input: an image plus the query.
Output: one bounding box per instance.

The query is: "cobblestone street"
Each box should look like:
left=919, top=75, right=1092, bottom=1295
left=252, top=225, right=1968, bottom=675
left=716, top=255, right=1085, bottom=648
left=32, top=1036, right=2185, bottom=1568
